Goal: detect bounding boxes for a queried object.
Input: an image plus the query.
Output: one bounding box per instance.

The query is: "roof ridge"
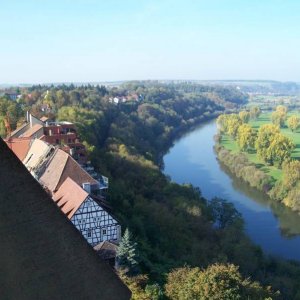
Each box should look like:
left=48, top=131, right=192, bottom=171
left=53, top=150, right=70, bottom=191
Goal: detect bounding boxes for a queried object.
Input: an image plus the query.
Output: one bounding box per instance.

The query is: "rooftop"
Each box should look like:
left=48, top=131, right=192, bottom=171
left=94, top=241, right=118, bottom=260
left=40, top=148, right=99, bottom=193
left=23, top=139, right=54, bottom=172
left=0, top=137, right=131, bottom=299
left=4, top=138, right=32, bottom=161
left=53, top=177, right=89, bottom=219
left=20, top=124, right=43, bottom=138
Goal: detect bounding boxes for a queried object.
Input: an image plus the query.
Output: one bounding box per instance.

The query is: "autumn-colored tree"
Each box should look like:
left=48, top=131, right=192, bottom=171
left=226, top=114, right=242, bottom=138
left=271, top=111, right=286, bottom=128
left=216, top=114, right=241, bottom=138
left=283, top=187, right=300, bottom=212
left=255, top=124, right=294, bottom=166
left=282, top=160, right=300, bottom=188
left=237, top=124, right=257, bottom=152
left=276, top=105, right=288, bottom=114
left=250, top=106, right=261, bottom=119
left=287, top=115, right=300, bottom=132
left=118, top=271, right=151, bottom=300
left=267, top=133, right=294, bottom=166
left=238, top=110, right=250, bottom=123
left=216, top=114, right=229, bottom=133
left=255, top=124, right=280, bottom=164
left=165, top=264, right=278, bottom=300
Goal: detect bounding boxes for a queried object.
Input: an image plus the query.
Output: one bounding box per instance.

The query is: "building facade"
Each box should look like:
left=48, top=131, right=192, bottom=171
left=71, top=196, right=121, bottom=246
left=53, top=177, right=120, bottom=247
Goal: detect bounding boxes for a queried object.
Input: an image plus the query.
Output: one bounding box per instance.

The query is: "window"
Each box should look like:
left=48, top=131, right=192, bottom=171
left=87, top=229, right=92, bottom=237
left=102, top=229, right=107, bottom=235
left=24, top=154, right=33, bottom=165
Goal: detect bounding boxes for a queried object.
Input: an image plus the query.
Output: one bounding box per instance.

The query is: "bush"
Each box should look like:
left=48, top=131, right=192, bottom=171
left=215, top=146, right=272, bottom=192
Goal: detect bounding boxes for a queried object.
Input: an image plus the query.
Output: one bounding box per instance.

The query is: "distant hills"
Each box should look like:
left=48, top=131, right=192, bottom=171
left=2, top=80, right=300, bottom=95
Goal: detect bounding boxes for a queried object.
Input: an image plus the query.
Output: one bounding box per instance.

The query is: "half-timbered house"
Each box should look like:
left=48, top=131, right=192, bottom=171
left=53, top=177, right=121, bottom=246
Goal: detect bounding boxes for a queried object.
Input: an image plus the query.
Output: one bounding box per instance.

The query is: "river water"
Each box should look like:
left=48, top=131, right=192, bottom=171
left=163, top=120, right=300, bottom=261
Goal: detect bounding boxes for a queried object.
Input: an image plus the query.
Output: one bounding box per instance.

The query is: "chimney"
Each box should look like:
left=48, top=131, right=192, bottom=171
left=29, top=114, right=33, bottom=127
left=26, top=111, right=30, bottom=123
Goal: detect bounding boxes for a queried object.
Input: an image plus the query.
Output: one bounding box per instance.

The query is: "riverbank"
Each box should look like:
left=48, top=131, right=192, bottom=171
left=216, top=111, right=300, bottom=215
left=157, top=111, right=222, bottom=168
left=164, top=119, right=300, bottom=258
left=214, top=144, right=274, bottom=193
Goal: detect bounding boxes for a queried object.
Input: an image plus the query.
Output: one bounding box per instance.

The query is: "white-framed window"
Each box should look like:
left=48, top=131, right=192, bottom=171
left=102, top=228, right=107, bottom=235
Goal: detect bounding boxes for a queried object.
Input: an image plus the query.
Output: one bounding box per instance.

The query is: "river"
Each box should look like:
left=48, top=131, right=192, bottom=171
left=163, top=120, right=300, bottom=261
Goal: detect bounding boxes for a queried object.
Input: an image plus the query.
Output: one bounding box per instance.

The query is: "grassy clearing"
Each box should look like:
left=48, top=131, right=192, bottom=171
left=220, top=112, right=300, bottom=181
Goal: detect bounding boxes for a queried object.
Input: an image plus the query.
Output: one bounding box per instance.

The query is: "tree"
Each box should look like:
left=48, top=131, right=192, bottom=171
left=283, top=186, right=300, bottom=212
left=216, top=114, right=229, bottom=133
left=165, top=266, right=201, bottom=300
left=226, top=114, right=242, bottom=138
left=250, top=106, right=261, bottom=119
left=287, top=115, right=300, bottom=132
left=271, top=111, right=286, bottom=128
left=165, top=264, right=277, bottom=300
left=208, top=198, right=243, bottom=229
left=282, top=160, right=300, bottom=188
left=255, top=124, right=280, bottom=165
left=118, top=271, right=150, bottom=300
left=216, top=114, right=241, bottom=137
left=266, top=133, right=294, bottom=167
left=0, top=116, right=6, bottom=137
left=236, top=124, right=257, bottom=152
left=276, top=105, right=287, bottom=114
left=117, top=228, right=139, bottom=275
left=238, top=110, right=250, bottom=123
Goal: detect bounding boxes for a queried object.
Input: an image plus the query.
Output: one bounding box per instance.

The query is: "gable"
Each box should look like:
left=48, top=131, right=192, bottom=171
left=23, top=139, right=54, bottom=173
left=53, top=177, right=89, bottom=219
left=72, top=197, right=118, bottom=227
left=57, top=156, right=99, bottom=190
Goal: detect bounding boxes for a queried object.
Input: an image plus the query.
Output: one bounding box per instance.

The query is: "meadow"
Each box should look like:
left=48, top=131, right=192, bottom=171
left=220, top=111, right=300, bottom=181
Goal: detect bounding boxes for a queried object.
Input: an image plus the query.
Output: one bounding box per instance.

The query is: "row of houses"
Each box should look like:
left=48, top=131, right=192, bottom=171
left=5, top=112, right=119, bottom=265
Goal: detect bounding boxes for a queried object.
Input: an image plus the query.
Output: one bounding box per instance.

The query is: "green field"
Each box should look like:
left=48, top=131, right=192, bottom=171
left=220, top=112, right=300, bottom=181
left=247, top=95, right=300, bottom=110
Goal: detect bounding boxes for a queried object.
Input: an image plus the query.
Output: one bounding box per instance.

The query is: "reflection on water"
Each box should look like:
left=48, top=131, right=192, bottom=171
left=163, top=119, right=300, bottom=260
left=219, top=161, right=300, bottom=237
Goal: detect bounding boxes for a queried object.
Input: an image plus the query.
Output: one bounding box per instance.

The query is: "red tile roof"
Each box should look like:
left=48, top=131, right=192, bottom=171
left=21, top=124, right=43, bottom=138
left=40, top=149, right=98, bottom=193
left=4, top=138, right=32, bottom=161
left=53, top=177, right=88, bottom=219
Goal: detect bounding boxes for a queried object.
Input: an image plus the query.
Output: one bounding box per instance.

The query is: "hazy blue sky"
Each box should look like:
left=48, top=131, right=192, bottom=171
left=1, top=0, right=300, bottom=83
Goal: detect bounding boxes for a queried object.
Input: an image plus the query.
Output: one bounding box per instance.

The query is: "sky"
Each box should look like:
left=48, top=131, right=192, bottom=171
left=1, top=0, right=300, bottom=84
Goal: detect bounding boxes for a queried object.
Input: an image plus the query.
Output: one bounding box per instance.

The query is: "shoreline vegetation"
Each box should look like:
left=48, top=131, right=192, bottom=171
left=3, top=83, right=300, bottom=298
left=215, top=106, right=300, bottom=215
